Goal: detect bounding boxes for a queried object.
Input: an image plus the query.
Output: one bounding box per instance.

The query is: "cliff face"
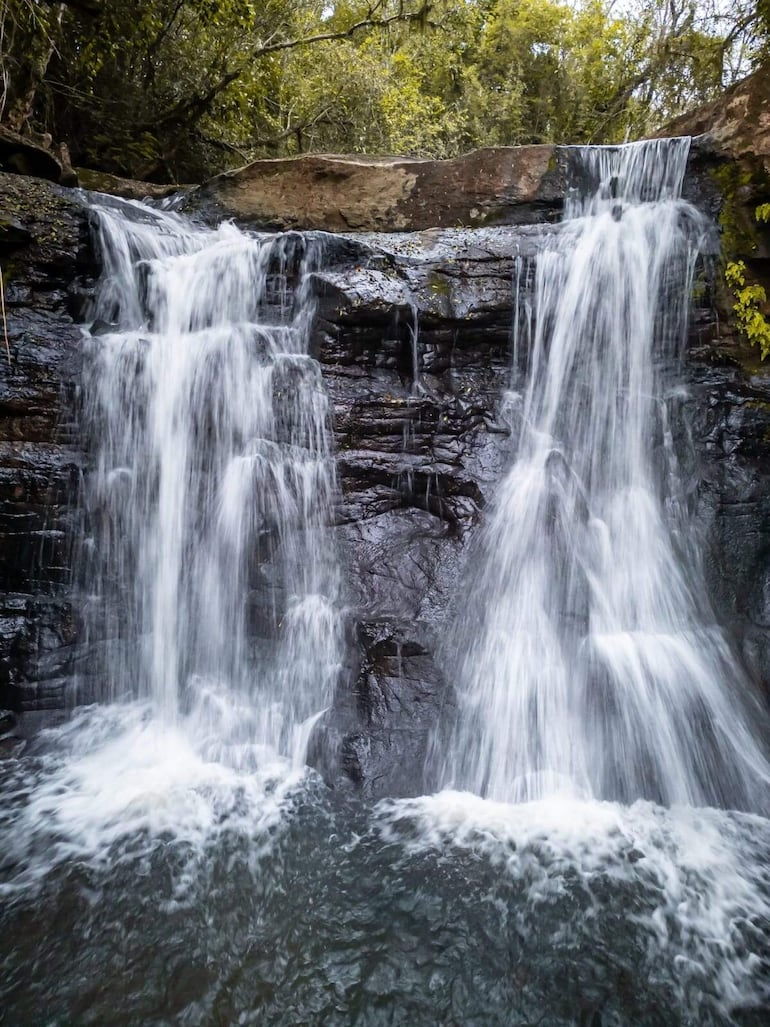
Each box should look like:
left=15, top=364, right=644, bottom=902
left=307, top=221, right=770, bottom=797
left=0, top=175, right=94, bottom=728
left=3, top=99, right=770, bottom=788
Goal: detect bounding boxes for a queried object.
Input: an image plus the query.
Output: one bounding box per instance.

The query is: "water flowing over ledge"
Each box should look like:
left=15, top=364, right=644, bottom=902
left=79, top=203, right=341, bottom=766
left=433, top=137, right=770, bottom=811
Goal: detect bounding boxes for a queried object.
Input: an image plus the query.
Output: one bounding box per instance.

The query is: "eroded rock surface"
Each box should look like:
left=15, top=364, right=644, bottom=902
left=183, top=147, right=570, bottom=232
left=665, top=64, right=770, bottom=172
left=0, top=173, right=94, bottom=718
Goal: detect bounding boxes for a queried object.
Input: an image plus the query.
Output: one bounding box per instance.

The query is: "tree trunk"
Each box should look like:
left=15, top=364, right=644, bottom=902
left=3, top=3, right=65, bottom=134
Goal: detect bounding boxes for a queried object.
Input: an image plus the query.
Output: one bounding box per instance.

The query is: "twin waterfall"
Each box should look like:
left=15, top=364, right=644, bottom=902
left=81, top=141, right=769, bottom=811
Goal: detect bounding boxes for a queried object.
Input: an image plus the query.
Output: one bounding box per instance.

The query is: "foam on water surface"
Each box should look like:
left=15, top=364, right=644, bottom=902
left=376, top=790, right=770, bottom=1017
left=0, top=704, right=308, bottom=894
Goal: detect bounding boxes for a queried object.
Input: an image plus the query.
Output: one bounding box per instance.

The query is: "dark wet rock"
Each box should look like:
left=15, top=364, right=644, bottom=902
left=313, top=620, right=451, bottom=800
left=684, top=329, right=770, bottom=701
left=0, top=733, right=26, bottom=758
left=0, top=172, right=95, bottom=713
left=305, top=229, right=542, bottom=795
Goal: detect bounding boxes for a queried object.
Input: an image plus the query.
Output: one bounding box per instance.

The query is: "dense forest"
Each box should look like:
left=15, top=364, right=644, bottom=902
left=1, top=0, right=769, bottom=182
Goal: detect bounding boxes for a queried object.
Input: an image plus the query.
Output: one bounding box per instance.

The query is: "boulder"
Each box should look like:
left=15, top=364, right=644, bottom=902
left=182, top=146, right=570, bottom=232
left=0, top=125, right=65, bottom=183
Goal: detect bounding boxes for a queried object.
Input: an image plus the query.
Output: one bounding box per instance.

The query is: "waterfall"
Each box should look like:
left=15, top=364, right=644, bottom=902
left=438, top=138, right=770, bottom=810
left=78, top=203, right=340, bottom=768
left=3, top=150, right=770, bottom=1027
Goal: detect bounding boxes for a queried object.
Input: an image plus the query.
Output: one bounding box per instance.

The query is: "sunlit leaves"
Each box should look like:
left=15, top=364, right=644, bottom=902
left=2, top=0, right=769, bottom=177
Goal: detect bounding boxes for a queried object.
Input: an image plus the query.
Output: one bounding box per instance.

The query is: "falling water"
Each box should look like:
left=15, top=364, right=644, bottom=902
left=78, top=203, right=340, bottom=768
left=439, top=138, right=770, bottom=810
left=408, top=301, right=423, bottom=396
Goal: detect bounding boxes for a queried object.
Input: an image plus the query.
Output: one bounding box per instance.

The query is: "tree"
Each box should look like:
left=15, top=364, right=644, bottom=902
left=1, top=0, right=769, bottom=180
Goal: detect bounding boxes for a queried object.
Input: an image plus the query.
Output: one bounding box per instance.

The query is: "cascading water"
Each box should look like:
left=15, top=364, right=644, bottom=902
left=79, top=203, right=340, bottom=768
left=437, top=137, right=770, bottom=810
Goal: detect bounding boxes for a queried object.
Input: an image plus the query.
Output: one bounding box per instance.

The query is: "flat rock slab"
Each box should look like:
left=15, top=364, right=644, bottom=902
left=182, top=146, right=571, bottom=232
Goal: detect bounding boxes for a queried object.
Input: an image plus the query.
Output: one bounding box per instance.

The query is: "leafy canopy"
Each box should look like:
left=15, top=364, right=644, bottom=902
left=0, top=0, right=768, bottom=179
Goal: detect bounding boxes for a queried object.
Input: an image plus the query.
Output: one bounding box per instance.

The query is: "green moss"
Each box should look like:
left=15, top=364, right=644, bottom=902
left=735, top=344, right=769, bottom=376
left=743, top=399, right=770, bottom=440
left=427, top=271, right=451, bottom=297
left=1, top=259, right=19, bottom=283
left=712, top=162, right=758, bottom=258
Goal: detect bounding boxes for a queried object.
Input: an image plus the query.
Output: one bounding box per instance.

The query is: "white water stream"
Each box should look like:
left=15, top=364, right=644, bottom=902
left=0, top=205, right=347, bottom=872
left=80, top=204, right=340, bottom=768
left=434, top=138, right=770, bottom=811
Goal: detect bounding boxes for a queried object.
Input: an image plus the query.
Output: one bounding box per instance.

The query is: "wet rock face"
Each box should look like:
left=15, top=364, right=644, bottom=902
left=0, top=173, right=95, bottom=715
left=307, top=227, right=522, bottom=796
left=685, top=336, right=770, bottom=703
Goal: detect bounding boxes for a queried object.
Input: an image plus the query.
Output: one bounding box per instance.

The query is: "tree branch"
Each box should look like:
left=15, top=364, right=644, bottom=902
left=39, top=0, right=101, bottom=15
left=145, top=1, right=433, bottom=134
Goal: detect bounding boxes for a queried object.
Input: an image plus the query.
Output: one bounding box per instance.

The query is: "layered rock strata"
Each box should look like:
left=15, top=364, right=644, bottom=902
left=0, top=174, right=94, bottom=723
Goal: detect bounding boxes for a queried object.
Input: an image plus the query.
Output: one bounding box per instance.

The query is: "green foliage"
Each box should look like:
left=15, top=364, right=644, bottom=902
left=2, top=0, right=770, bottom=179
left=722, top=196, right=770, bottom=360
left=725, top=259, right=770, bottom=358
